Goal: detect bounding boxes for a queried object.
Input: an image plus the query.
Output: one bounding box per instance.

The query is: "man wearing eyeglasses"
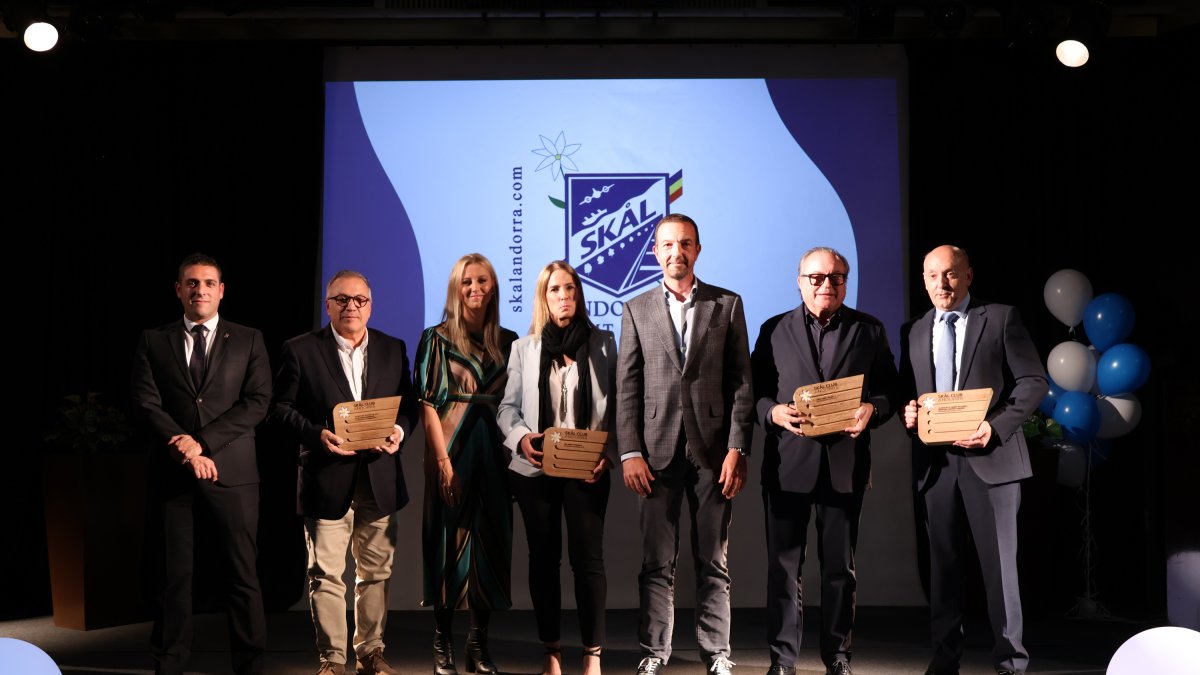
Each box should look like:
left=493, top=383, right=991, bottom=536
left=750, top=247, right=899, bottom=675
left=271, top=270, right=419, bottom=675
left=131, top=253, right=270, bottom=675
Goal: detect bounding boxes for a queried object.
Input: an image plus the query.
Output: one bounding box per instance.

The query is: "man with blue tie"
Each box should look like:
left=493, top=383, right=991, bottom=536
left=900, top=245, right=1048, bottom=675
left=131, top=253, right=271, bottom=675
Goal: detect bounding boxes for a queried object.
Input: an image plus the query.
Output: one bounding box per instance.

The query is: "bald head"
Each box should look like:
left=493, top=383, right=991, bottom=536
left=922, top=244, right=973, bottom=312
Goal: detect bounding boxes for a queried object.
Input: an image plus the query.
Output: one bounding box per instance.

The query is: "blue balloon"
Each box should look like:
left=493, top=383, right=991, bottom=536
left=1039, top=379, right=1065, bottom=417
left=1054, top=391, right=1101, bottom=442
left=1097, top=343, right=1151, bottom=396
left=1083, top=293, right=1136, bottom=352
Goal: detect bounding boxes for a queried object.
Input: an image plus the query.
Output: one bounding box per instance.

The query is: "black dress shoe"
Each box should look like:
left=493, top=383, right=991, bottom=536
left=765, top=666, right=795, bottom=675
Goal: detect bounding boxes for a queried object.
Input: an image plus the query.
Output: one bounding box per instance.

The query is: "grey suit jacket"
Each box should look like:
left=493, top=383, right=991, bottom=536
left=616, top=279, right=754, bottom=471
left=752, top=305, right=899, bottom=494
left=899, top=298, right=1048, bottom=488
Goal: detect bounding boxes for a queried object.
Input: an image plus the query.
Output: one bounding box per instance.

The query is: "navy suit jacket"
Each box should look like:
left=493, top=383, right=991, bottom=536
left=899, top=298, right=1048, bottom=488
left=270, top=326, right=419, bottom=519
left=752, top=305, right=899, bottom=494
left=130, top=318, right=272, bottom=487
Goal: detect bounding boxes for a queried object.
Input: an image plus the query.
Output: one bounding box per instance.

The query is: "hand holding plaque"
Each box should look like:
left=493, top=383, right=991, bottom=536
left=542, top=427, right=608, bottom=479
left=792, top=374, right=865, bottom=437
left=916, top=388, right=993, bottom=445
left=332, top=396, right=402, bottom=451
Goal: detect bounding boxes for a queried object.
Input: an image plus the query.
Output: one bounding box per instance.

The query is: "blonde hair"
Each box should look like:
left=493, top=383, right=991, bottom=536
left=440, top=253, right=505, bottom=363
left=529, top=260, right=590, bottom=337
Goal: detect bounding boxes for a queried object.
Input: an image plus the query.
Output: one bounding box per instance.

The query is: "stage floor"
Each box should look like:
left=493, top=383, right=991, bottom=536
left=2, top=607, right=1158, bottom=675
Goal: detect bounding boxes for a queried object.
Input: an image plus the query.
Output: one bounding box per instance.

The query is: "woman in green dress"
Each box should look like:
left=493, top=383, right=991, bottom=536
left=415, top=252, right=518, bottom=675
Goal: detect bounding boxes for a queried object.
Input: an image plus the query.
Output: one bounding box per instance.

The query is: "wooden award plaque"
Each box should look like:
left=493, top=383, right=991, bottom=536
left=542, top=427, right=608, bottom=480
left=793, top=374, right=865, bottom=437
left=916, top=388, right=994, bottom=445
left=332, top=396, right=402, bottom=451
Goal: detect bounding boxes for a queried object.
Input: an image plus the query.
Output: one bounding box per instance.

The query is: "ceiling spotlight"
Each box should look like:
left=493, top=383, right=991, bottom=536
left=23, top=20, right=59, bottom=51
left=846, top=0, right=897, bottom=40
left=1056, top=38, right=1089, bottom=67
left=1056, top=0, right=1111, bottom=67
left=925, top=0, right=971, bottom=38
left=999, top=0, right=1054, bottom=45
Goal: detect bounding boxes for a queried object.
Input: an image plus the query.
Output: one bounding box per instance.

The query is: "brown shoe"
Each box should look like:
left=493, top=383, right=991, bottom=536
left=317, top=663, right=346, bottom=675
left=358, top=648, right=400, bottom=675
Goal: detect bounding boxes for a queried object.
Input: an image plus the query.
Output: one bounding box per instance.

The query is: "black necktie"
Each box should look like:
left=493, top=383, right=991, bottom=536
left=190, top=324, right=208, bottom=389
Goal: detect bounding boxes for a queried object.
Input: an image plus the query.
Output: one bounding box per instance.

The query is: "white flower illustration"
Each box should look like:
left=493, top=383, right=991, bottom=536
left=532, top=131, right=581, bottom=181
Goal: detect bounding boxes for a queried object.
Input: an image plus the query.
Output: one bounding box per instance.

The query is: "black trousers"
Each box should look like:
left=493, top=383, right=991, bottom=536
left=763, top=458, right=863, bottom=668
left=509, top=469, right=610, bottom=646
left=919, top=453, right=1026, bottom=674
left=148, top=476, right=266, bottom=675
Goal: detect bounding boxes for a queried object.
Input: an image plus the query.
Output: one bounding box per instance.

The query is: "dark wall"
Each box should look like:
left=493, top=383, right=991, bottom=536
left=2, top=31, right=1195, bottom=621
left=906, top=35, right=1198, bottom=619
left=3, top=40, right=324, bottom=619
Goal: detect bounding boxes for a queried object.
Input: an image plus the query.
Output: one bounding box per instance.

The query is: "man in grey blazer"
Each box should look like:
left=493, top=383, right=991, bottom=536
left=617, top=213, right=755, bottom=675
left=900, top=245, right=1047, bottom=675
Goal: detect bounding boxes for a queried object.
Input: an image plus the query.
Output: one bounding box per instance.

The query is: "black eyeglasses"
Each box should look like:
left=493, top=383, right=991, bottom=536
left=327, top=295, right=370, bottom=308
left=803, top=274, right=847, bottom=287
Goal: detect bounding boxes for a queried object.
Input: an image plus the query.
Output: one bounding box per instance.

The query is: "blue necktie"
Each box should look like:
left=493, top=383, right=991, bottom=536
left=935, top=313, right=959, bottom=392
left=190, top=324, right=208, bottom=389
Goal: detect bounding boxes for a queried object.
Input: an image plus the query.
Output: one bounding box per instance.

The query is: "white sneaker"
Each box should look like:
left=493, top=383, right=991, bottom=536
left=710, top=656, right=736, bottom=675
left=637, top=656, right=664, bottom=675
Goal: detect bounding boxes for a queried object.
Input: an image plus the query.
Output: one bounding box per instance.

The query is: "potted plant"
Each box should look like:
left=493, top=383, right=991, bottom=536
left=42, top=392, right=148, bottom=630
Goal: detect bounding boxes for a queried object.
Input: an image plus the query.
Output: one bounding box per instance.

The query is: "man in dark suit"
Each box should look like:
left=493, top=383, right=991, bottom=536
left=751, top=247, right=899, bottom=675
left=131, top=253, right=270, bottom=675
left=900, top=245, right=1047, bottom=675
left=271, top=269, right=419, bottom=675
left=617, top=213, right=754, bottom=675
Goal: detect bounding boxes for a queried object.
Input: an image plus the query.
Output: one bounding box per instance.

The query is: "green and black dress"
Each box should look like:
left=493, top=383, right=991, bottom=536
left=415, top=325, right=518, bottom=610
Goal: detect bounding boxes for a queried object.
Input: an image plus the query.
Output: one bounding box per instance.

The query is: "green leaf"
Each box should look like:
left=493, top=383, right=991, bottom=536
left=1045, top=419, right=1063, bottom=440
left=548, top=196, right=566, bottom=209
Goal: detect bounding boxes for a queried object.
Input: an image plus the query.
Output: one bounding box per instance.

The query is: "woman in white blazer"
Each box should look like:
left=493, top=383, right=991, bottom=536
left=497, top=260, right=618, bottom=675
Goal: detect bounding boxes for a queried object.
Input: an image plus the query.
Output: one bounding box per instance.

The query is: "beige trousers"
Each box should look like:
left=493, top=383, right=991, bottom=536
left=303, top=466, right=396, bottom=665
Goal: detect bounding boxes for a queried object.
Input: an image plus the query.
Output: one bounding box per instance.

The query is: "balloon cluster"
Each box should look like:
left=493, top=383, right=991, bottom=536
left=1042, top=270, right=1151, bottom=486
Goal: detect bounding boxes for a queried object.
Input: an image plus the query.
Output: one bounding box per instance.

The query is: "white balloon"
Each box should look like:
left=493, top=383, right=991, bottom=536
left=0, top=638, right=60, bottom=674
left=1096, top=394, right=1142, bottom=438
left=1047, top=341, right=1097, bottom=393
left=1088, top=345, right=1102, bottom=395
left=1044, top=268, right=1093, bottom=328
left=1056, top=440, right=1087, bottom=488
left=1107, top=626, right=1200, bottom=675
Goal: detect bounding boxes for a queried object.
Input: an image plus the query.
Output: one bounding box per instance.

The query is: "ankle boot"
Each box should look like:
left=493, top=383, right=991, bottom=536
left=464, top=627, right=498, bottom=674
left=434, top=628, right=458, bottom=675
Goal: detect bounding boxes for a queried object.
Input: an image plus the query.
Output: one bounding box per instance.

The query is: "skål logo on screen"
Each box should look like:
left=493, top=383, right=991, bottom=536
left=565, top=171, right=682, bottom=298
